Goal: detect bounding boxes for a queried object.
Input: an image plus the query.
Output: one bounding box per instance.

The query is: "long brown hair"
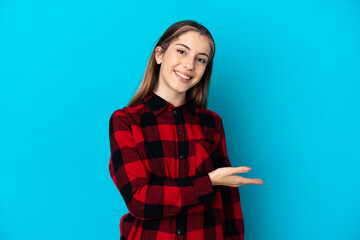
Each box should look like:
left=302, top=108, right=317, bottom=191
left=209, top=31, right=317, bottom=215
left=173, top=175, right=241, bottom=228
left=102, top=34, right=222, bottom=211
left=126, top=20, right=215, bottom=108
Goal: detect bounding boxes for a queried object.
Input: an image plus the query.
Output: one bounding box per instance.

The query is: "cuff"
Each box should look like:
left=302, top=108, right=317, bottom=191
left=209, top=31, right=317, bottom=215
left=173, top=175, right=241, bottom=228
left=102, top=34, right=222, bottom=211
left=192, top=173, right=214, bottom=204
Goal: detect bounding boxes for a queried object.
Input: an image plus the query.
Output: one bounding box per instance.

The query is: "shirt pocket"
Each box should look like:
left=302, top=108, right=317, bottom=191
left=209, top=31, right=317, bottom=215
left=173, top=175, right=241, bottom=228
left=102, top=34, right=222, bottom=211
left=195, top=138, right=219, bottom=173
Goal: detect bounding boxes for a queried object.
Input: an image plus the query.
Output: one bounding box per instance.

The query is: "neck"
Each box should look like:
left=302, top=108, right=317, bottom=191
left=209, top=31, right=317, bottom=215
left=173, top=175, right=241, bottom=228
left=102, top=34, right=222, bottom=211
left=153, top=89, right=186, bottom=107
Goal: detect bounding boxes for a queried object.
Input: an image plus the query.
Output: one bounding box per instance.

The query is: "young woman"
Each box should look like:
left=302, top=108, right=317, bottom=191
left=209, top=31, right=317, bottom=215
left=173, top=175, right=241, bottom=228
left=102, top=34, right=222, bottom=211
left=109, top=20, right=263, bottom=240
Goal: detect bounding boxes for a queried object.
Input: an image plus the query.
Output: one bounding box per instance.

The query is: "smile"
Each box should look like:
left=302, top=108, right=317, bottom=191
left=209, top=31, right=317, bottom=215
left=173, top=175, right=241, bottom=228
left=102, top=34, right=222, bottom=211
left=174, top=71, right=192, bottom=81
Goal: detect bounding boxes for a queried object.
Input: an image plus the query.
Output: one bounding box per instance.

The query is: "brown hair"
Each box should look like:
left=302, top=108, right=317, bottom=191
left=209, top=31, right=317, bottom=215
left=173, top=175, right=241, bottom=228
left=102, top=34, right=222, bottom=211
left=126, top=20, right=215, bottom=108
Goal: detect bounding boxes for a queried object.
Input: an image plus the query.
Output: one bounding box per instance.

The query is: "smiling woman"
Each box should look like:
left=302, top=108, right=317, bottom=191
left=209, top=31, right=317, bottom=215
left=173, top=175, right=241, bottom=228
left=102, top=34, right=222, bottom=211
left=108, top=20, right=263, bottom=240
left=154, top=31, right=211, bottom=101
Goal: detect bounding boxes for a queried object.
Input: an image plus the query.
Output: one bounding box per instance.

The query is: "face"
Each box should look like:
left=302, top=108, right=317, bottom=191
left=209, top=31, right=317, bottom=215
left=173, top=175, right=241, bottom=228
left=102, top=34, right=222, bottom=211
left=154, top=31, right=211, bottom=98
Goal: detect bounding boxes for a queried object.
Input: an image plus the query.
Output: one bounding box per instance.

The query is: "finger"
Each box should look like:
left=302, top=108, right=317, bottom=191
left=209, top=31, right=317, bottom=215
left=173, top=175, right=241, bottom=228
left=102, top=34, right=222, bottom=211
left=244, top=178, right=264, bottom=185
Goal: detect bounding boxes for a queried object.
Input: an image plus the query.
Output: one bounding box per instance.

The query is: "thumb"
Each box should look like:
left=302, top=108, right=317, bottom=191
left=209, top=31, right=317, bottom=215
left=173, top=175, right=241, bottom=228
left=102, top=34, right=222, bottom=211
left=232, top=166, right=251, bottom=174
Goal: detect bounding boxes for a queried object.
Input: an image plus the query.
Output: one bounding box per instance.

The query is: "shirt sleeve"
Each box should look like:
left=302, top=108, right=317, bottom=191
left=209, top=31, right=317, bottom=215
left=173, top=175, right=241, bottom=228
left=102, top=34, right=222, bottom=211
left=216, top=117, right=245, bottom=240
left=109, top=109, right=214, bottom=220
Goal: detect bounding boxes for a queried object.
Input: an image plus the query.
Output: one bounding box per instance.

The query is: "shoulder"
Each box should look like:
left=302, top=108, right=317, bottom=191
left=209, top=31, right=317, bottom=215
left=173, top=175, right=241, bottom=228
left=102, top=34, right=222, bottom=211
left=197, top=106, right=223, bottom=122
left=110, top=98, right=147, bottom=120
left=109, top=100, right=149, bottom=134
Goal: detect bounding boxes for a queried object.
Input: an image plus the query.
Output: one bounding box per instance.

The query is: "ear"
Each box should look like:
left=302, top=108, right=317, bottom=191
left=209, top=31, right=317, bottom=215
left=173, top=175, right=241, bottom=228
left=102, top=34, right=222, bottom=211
left=155, top=46, right=163, bottom=64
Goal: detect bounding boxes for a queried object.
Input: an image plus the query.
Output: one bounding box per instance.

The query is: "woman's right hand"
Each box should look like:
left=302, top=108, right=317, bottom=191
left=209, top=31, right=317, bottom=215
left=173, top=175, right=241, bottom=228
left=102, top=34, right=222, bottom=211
left=208, top=167, right=264, bottom=187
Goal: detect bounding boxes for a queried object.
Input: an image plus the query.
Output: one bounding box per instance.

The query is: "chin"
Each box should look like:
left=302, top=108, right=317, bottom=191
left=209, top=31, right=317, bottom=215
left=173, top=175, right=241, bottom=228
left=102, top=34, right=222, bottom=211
left=169, top=83, right=189, bottom=93
left=174, top=88, right=188, bottom=94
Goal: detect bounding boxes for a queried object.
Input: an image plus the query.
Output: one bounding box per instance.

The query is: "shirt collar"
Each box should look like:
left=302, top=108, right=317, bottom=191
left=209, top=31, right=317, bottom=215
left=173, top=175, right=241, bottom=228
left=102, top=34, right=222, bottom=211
left=143, top=91, right=197, bottom=118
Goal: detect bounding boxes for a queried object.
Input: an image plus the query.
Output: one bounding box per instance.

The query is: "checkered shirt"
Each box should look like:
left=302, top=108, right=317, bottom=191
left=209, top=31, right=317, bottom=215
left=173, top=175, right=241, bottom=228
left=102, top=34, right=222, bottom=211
left=109, top=91, right=244, bottom=240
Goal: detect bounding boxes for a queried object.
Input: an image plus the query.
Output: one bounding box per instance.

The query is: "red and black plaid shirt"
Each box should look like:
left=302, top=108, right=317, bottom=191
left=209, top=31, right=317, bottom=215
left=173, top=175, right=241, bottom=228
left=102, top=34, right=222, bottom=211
left=109, top=91, right=244, bottom=240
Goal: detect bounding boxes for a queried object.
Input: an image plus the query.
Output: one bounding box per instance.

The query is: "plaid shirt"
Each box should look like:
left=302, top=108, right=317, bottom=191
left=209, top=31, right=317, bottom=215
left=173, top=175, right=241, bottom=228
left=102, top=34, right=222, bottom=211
left=109, top=91, right=244, bottom=240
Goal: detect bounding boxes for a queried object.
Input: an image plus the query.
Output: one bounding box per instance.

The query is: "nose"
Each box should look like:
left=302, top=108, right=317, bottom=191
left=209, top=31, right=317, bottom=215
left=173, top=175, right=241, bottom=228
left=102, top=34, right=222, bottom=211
left=183, top=57, right=194, bottom=70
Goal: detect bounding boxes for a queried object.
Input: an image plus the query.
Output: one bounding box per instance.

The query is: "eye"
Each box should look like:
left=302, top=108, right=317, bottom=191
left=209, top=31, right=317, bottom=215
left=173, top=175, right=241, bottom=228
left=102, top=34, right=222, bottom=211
left=177, top=49, right=186, bottom=55
left=197, top=58, right=207, bottom=64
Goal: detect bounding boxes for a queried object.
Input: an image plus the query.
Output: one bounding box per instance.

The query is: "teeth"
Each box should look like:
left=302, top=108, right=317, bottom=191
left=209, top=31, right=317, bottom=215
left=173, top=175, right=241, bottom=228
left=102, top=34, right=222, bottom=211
left=175, top=71, right=191, bottom=80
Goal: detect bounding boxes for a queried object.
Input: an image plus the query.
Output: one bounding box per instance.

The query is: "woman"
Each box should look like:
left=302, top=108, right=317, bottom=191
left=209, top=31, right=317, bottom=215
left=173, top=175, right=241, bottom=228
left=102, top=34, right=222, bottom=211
left=109, top=20, right=263, bottom=240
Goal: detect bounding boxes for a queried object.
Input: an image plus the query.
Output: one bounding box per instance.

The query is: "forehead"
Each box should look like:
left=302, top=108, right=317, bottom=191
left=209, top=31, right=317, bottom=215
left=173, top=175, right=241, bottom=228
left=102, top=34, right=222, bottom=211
left=171, top=31, right=211, bottom=55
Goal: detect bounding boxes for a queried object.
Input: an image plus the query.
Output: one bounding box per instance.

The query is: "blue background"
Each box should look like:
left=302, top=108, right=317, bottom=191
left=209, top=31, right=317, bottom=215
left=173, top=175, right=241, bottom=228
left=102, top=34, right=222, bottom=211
left=1, top=0, right=359, bottom=239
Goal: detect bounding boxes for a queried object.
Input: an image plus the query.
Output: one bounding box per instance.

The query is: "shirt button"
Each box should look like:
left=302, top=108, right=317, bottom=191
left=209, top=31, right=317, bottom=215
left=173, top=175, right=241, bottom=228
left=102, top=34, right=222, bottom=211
left=176, top=229, right=181, bottom=235
left=177, top=131, right=182, bottom=136
left=173, top=110, right=177, bottom=115
left=179, top=155, right=184, bottom=159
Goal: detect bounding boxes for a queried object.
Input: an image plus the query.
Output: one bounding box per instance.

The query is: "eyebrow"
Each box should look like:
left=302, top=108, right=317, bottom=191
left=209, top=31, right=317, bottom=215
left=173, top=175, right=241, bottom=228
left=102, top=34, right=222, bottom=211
left=175, top=43, right=209, bottom=58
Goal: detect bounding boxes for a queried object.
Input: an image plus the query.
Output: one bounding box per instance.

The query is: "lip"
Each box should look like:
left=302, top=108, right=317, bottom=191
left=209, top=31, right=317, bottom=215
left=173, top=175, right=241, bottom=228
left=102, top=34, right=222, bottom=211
left=174, top=70, right=192, bottom=83
left=174, top=70, right=192, bottom=78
